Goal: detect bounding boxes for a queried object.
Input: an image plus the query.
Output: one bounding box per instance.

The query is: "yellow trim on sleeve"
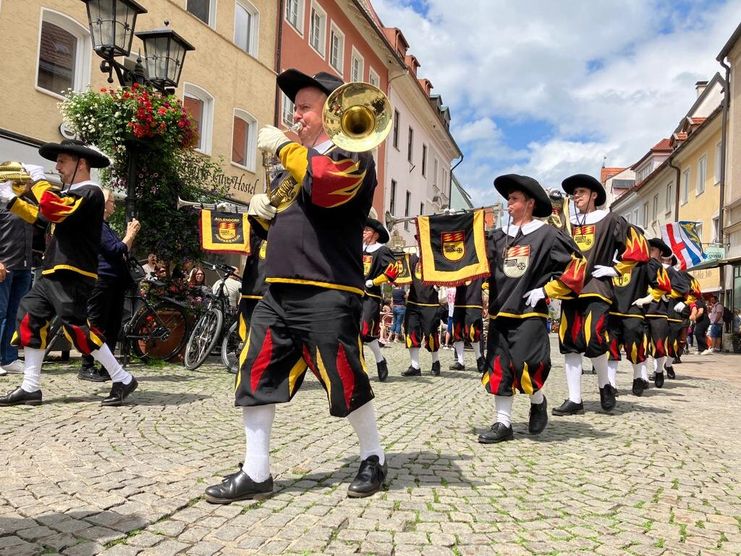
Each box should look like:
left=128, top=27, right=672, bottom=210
left=7, top=197, right=39, bottom=223
left=278, top=142, right=309, bottom=184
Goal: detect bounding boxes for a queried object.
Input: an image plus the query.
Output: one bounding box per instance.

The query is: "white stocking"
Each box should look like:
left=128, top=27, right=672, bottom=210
left=409, top=347, right=420, bottom=369
left=347, top=401, right=384, bottom=464
left=367, top=340, right=384, bottom=363
left=590, top=353, right=609, bottom=388
left=454, top=341, right=464, bottom=364
left=242, top=404, right=275, bottom=482
left=564, top=353, right=582, bottom=403
left=20, top=347, right=44, bottom=393
left=607, top=359, right=618, bottom=388
left=494, top=395, right=513, bottom=427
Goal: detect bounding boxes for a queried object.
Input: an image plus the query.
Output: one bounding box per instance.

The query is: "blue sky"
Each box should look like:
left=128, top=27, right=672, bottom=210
left=372, top=0, right=741, bottom=206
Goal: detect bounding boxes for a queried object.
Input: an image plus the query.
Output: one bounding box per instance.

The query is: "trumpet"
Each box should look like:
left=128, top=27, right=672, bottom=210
left=0, top=161, right=60, bottom=184
left=385, top=205, right=501, bottom=229
left=176, top=197, right=250, bottom=214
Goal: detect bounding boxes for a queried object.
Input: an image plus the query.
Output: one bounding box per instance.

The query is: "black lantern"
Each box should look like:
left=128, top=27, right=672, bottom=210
left=136, top=25, right=195, bottom=92
left=81, top=0, right=147, bottom=58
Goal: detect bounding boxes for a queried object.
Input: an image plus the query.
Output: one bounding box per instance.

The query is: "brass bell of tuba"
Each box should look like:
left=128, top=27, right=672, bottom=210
left=322, top=82, right=393, bottom=153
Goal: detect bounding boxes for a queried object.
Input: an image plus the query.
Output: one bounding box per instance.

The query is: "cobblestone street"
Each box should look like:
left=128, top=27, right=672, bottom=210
left=1, top=337, right=740, bottom=555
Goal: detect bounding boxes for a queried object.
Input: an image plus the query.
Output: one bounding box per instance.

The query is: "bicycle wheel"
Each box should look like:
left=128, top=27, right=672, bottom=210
left=184, top=307, right=223, bottom=370
left=220, top=320, right=242, bottom=374
left=43, top=317, right=65, bottom=361
left=129, top=301, right=188, bottom=361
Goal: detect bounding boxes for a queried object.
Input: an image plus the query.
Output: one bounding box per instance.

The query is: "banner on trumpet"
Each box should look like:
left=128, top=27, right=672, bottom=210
left=199, top=210, right=252, bottom=255
left=393, top=253, right=413, bottom=285
left=416, top=208, right=490, bottom=286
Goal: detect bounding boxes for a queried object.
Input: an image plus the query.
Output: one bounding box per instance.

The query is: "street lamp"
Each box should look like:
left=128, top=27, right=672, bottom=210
left=80, top=0, right=195, bottom=221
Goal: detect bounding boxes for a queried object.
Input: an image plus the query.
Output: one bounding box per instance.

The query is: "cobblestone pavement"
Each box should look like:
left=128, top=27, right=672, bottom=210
left=1, top=337, right=740, bottom=555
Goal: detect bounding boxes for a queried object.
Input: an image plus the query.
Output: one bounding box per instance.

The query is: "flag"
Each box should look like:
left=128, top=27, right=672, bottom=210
left=416, top=209, right=490, bottom=286
left=199, top=210, right=251, bottom=254
left=394, top=254, right=413, bottom=285
left=662, top=221, right=707, bottom=270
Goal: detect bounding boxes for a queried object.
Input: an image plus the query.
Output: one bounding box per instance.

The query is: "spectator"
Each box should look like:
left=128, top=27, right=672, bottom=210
left=707, top=295, right=724, bottom=353
left=141, top=252, right=157, bottom=281
left=212, top=269, right=241, bottom=310
left=187, top=267, right=209, bottom=305
left=691, top=297, right=710, bottom=354
left=389, top=286, right=406, bottom=343
left=379, top=302, right=392, bottom=345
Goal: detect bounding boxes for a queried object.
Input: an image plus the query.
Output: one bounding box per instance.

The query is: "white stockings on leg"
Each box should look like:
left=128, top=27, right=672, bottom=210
left=473, top=342, right=481, bottom=360
left=242, top=404, right=276, bottom=482
left=20, top=347, right=45, bottom=393
left=346, top=401, right=385, bottom=464
left=367, top=340, right=384, bottom=363
left=564, top=353, right=583, bottom=403
left=91, top=344, right=132, bottom=384
left=607, top=359, right=618, bottom=388
left=591, top=353, right=610, bottom=388
left=409, top=347, right=420, bottom=369
left=494, top=395, right=513, bottom=427
left=454, top=341, right=464, bottom=364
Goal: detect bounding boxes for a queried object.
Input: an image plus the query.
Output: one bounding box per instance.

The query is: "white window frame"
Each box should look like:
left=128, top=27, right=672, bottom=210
left=234, top=0, right=260, bottom=57
left=284, top=0, right=305, bottom=36
left=36, top=9, right=91, bottom=99
left=183, top=83, right=214, bottom=154
left=421, top=143, right=427, bottom=177
left=433, top=158, right=439, bottom=187
left=642, top=203, right=648, bottom=227
left=281, top=92, right=295, bottom=127
left=231, top=108, right=257, bottom=172
left=328, top=23, right=344, bottom=74
left=652, top=193, right=659, bottom=221
left=368, top=67, right=380, bottom=88
left=350, top=47, right=364, bottom=82
left=632, top=208, right=640, bottom=226
left=695, top=222, right=703, bottom=243
left=309, top=2, right=327, bottom=58
left=185, top=0, right=217, bottom=28
left=681, top=168, right=690, bottom=205
left=714, top=141, right=721, bottom=185
left=697, top=155, right=707, bottom=196
left=712, top=216, right=720, bottom=243
left=665, top=181, right=673, bottom=215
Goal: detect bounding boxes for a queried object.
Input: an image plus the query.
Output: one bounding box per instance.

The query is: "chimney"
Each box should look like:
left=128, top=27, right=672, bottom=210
left=695, top=80, right=708, bottom=98
left=419, top=78, right=433, bottom=96
left=405, top=55, right=420, bottom=77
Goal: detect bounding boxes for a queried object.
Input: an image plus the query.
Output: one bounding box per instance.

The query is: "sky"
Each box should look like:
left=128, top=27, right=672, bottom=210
left=372, top=0, right=741, bottom=207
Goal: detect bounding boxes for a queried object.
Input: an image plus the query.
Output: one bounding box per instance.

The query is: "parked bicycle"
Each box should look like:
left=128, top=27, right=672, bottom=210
left=183, top=261, right=240, bottom=370
left=221, top=320, right=242, bottom=374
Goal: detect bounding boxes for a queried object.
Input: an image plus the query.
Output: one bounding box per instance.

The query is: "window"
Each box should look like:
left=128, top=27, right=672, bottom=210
left=633, top=208, right=640, bottom=225
left=715, top=141, right=722, bottom=185
left=697, top=155, right=707, bottom=196
left=712, top=216, right=720, bottom=243
left=309, top=3, right=326, bottom=57
left=407, top=126, right=414, bottom=164
left=183, top=84, right=214, bottom=154
left=652, top=193, right=659, bottom=221
left=187, top=0, right=215, bottom=26
left=642, top=203, right=648, bottom=227
left=681, top=169, right=690, bottom=204
left=421, top=144, right=427, bottom=177
left=390, top=179, right=397, bottom=214
left=329, top=24, right=344, bottom=73
left=695, top=222, right=703, bottom=243
left=392, top=109, right=400, bottom=149
left=234, top=1, right=259, bottom=56
left=368, top=68, right=380, bottom=88
left=285, top=0, right=304, bottom=34
left=433, top=158, right=438, bottom=186
left=665, top=181, right=673, bottom=214
left=419, top=202, right=424, bottom=216
left=350, top=48, right=363, bottom=82
left=281, top=93, right=295, bottom=127
left=36, top=11, right=91, bottom=96
left=232, top=109, right=257, bottom=171
left=404, top=191, right=411, bottom=231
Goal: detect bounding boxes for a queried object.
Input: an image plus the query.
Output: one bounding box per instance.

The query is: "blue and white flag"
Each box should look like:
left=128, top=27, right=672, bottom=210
left=662, top=221, right=707, bottom=270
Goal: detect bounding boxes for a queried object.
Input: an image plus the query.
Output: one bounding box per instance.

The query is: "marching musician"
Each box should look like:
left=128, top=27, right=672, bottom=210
left=0, top=139, right=138, bottom=407
left=478, top=175, right=586, bottom=443
left=205, top=70, right=387, bottom=503
left=450, top=278, right=486, bottom=372
left=663, top=253, right=693, bottom=374
left=553, top=174, right=649, bottom=416
left=361, top=216, right=397, bottom=381
left=236, top=232, right=267, bottom=346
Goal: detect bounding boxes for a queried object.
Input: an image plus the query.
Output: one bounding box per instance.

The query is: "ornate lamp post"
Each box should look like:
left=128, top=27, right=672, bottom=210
left=80, top=0, right=195, bottom=220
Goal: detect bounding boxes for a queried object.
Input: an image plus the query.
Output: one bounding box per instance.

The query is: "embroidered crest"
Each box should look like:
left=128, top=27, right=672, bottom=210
left=441, top=231, right=465, bottom=262
left=503, top=245, right=530, bottom=278
left=613, top=268, right=631, bottom=288
left=363, top=254, right=373, bottom=277
left=414, top=261, right=422, bottom=280
left=573, top=224, right=596, bottom=252
left=217, top=220, right=237, bottom=241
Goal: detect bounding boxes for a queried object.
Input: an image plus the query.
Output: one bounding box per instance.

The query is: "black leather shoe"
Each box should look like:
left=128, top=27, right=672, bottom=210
left=402, top=365, right=421, bottom=377
left=528, top=396, right=548, bottom=435
left=631, top=378, right=648, bottom=396
left=376, top=360, right=388, bottom=382
left=476, top=356, right=486, bottom=373
left=430, top=361, right=440, bottom=376
left=552, top=399, right=584, bottom=416
left=478, top=422, right=514, bottom=444
left=654, top=371, right=664, bottom=388
left=672, top=356, right=682, bottom=365
left=449, top=361, right=465, bottom=371
left=78, top=366, right=111, bottom=383
left=665, top=365, right=676, bottom=379
left=347, top=455, right=387, bottom=498
left=205, top=470, right=273, bottom=504
left=0, top=386, right=42, bottom=406
left=101, top=377, right=138, bottom=406
left=599, top=384, right=617, bottom=411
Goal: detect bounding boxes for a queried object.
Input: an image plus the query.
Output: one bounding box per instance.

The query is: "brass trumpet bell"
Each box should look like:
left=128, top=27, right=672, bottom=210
left=323, top=82, right=393, bottom=153
left=0, top=161, right=32, bottom=184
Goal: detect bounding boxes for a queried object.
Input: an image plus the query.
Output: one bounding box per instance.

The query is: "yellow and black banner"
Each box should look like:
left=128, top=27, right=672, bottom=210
left=199, top=210, right=251, bottom=254
left=416, top=209, right=489, bottom=286
left=394, top=253, right=413, bottom=285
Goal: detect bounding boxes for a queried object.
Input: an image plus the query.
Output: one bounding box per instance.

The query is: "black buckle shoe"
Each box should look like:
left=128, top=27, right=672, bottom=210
left=599, top=384, right=617, bottom=411
left=78, top=365, right=111, bottom=383
left=478, top=422, right=514, bottom=444
left=528, top=396, right=548, bottom=435
left=552, top=399, right=584, bottom=416
left=654, top=371, right=664, bottom=388
left=665, top=365, right=676, bottom=379
left=0, top=386, right=42, bottom=406
left=376, top=360, right=388, bottom=382
left=347, top=455, right=387, bottom=498
left=631, top=378, right=647, bottom=396
left=430, top=361, right=440, bottom=376
left=101, top=377, right=138, bottom=406
left=205, top=470, right=273, bottom=504
left=476, top=356, right=486, bottom=373
left=449, top=361, right=465, bottom=371
left=402, top=365, right=421, bottom=377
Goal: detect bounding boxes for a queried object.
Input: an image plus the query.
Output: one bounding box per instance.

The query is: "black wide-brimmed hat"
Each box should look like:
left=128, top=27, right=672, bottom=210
left=648, top=238, right=672, bottom=258
left=277, top=69, right=344, bottom=102
left=39, top=139, right=110, bottom=168
left=366, top=217, right=390, bottom=244
left=493, top=174, right=552, bottom=218
left=562, top=174, right=607, bottom=207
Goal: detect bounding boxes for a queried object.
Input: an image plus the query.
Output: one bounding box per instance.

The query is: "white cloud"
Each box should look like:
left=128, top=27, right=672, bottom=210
left=373, top=0, right=741, bottom=206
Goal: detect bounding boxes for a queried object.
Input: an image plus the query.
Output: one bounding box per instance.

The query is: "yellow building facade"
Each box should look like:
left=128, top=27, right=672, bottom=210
left=0, top=0, right=278, bottom=204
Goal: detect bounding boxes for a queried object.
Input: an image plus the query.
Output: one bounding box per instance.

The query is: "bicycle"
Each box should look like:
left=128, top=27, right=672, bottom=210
left=183, top=261, right=239, bottom=370
left=221, top=319, right=242, bottom=374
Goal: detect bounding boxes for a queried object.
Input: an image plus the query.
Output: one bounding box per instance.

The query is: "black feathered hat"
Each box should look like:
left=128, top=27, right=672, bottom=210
left=277, top=69, right=344, bottom=102
left=39, top=139, right=110, bottom=168
left=562, top=174, right=607, bottom=207
left=365, top=217, right=390, bottom=244
left=493, top=174, right=552, bottom=218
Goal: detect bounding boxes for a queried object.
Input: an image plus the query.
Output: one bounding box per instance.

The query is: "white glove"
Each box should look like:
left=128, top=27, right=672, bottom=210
left=592, top=265, right=618, bottom=278
left=523, top=287, right=546, bottom=307
left=257, top=125, right=290, bottom=155
left=674, top=301, right=686, bottom=313
left=0, top=181, right=14, bottom=202
left=247, top=193, right=277, bottom=221
left=632, top=293, right=654, bottom=308
left=22, top=164, right=46, bottom=182
left=365, top=279, right=375, bottom=289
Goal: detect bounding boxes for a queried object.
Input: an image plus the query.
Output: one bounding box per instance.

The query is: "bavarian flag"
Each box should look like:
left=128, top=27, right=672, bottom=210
left=199, top=210, right=251, bottom=254
left=394, top=253, right=413, bottom=285
left=416, top=209, right=489, bottom=286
